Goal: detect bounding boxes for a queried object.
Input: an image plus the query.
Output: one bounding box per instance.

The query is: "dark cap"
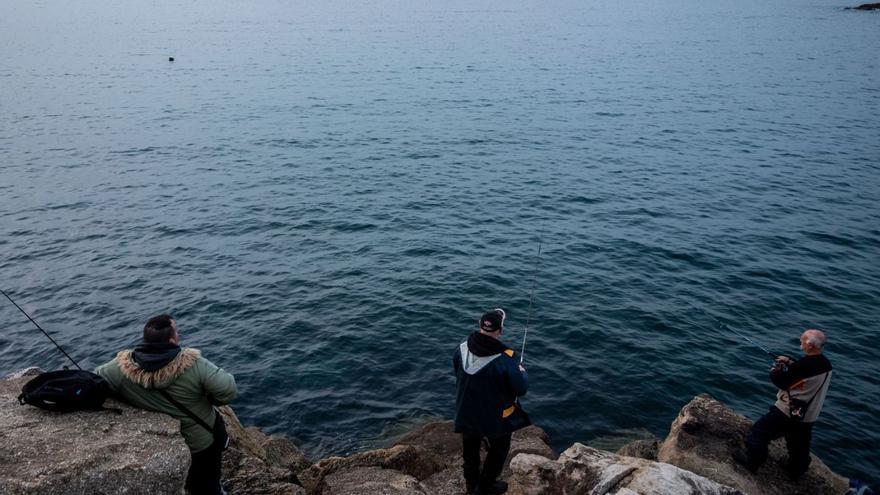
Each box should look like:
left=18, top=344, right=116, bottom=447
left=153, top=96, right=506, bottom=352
left=479, top=308, right=506, bottom=332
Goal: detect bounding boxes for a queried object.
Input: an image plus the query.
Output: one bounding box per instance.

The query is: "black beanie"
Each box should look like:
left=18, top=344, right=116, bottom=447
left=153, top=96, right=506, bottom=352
left=479, top=309, right=506, bottom=332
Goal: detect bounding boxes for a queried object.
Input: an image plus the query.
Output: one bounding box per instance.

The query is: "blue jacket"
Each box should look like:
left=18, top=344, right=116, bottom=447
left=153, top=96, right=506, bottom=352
left=453, top=332, right=530, bottom=437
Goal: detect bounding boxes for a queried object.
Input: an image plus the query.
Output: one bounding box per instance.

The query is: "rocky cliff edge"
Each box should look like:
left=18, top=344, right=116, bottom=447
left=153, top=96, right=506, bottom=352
left=0, top=370, right=850, bottom=494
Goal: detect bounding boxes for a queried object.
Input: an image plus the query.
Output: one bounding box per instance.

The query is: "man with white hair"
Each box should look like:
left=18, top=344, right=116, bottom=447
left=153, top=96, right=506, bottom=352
left=737, top=329, right=833, bottom=479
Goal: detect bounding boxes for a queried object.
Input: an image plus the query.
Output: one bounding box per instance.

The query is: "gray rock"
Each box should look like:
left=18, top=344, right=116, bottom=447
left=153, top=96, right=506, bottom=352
left=418, top=466, right=466, bottom=495
left=394, top=421, right=462, bottom=463
left=510, top=425, right=557, bottom=462
left=616, top=439, right=659, bottom=461
left=219, top=406, right=308, bottom=493
left=656, top=394, right=849, bottom=495
left=391, top=420, right=556, bottom=494
left=394, top=420, right=555, bottom=468
left=0, top=370, right=190, bottom=494
left=323, top=466, right=427, bottom=495
left=507, top=443, right=743, bottom=495
left=299, top=444, right=444, bottom=494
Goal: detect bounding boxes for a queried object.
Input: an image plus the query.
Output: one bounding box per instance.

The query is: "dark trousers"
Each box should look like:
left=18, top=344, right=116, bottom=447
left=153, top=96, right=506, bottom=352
left=185, top=441, right=224, bottom=495
left=462, top=432, right=512, bottom=490
left=746, top=406, right=814, bottom=476
left=186, top=413, right=228, bottom=495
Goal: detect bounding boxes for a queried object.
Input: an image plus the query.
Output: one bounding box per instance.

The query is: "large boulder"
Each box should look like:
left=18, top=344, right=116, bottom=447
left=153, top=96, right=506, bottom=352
left=298, top=444, right=443, bottom=494
left=394, top=420, right=556, bottom=469
left=300, top=421, right=555, bottom=495
left=656, top=394, right=848, bottom=495
left=394, top=420, right=556, bottom=495
left=616, top=439, right=659, bottom=461
left=507, top=443, right=743, bottom=495
left=218, top=406, right=308, bottom=494
left=322, top=466, right=427, bottom=495
left=0, top=368, right=310, bottom=495
left=0, top=368, right=190, bottom=494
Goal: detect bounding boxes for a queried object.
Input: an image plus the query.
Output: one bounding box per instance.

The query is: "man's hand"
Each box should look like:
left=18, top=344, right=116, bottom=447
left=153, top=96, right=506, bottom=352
left=518, top=364, right=526, bottom=373
left=770, top=356, right=792, bottom=373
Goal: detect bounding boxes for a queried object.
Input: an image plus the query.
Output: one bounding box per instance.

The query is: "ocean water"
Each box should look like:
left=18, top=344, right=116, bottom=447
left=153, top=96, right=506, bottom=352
left=1, top=0, right=878, bottom=482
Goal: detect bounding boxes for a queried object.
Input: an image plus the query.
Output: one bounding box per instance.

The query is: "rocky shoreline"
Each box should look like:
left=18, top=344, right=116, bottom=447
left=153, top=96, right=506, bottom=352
left=1, top=368, right=850, bottom=494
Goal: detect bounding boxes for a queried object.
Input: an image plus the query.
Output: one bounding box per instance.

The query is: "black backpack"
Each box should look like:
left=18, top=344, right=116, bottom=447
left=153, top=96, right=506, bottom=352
left=18, top=370, right=111, bottom=412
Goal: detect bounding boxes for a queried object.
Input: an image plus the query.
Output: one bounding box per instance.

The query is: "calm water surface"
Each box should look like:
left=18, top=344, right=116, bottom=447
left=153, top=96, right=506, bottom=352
left=1, top=0, right=878, bottom=482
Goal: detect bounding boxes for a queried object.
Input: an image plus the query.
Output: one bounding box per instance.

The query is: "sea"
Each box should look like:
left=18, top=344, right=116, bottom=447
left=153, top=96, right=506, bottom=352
left=1, top=0, right=878, bottom=483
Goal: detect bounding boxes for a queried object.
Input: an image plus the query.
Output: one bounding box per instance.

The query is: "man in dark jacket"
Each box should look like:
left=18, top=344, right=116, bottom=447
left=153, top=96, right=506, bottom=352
left=453, top=309, right=530, bottom=495
left=737, top=329, right=832, bottom=479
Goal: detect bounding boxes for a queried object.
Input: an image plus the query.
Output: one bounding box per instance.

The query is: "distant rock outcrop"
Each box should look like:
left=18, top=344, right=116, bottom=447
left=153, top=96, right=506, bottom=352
left=851, top=3, right=880, bottom=10
left=656, top=394, right=849, bottom=495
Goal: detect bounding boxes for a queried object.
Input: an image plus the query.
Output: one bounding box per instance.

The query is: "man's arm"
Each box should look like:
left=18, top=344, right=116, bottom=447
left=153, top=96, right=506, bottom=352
left=199, top=358, right=237, bottom=405
left=770, top=357, right=801, bottom=389
left=94, top=359, right=121, bottom=392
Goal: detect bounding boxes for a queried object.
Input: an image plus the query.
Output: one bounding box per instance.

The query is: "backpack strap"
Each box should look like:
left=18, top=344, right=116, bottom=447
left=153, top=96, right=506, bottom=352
left=788, top=371, right=829, bottom=402
left=158, top=389, right=214, bottom=435
left=802, top=371, right=830, bottom=409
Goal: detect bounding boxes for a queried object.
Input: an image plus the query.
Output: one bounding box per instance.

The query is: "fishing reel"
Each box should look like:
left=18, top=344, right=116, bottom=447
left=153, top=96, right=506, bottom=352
left=771, top=355, right=796, bottom=373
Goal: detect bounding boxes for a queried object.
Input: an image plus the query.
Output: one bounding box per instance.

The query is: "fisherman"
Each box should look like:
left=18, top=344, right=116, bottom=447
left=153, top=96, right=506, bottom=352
left=95, top=314, right=237, bottom=495
left=453, top=309, right=530, bottom=495
left=735, top=329, right=832, bottom=479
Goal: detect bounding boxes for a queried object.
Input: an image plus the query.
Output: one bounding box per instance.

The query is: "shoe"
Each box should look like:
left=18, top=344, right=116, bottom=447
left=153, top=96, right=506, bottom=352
left=465, top=481, right=478, bottom=495
left=476, top=480, right=508, bottom=494
left=732, top=450, right=758, bottom=474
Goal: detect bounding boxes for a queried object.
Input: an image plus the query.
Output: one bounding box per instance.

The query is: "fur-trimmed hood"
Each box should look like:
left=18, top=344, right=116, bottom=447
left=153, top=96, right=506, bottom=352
left=117, top=347, right=201, bottom=389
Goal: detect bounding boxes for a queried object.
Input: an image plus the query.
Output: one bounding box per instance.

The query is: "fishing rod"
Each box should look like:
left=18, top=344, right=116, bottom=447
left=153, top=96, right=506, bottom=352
left=520, top=220, right=546, bottom=364
left=716, top=320, right=777, bottom=360
left=700, top=308, right=779, bottom=360
left=1, top=288, right=82, bottom=370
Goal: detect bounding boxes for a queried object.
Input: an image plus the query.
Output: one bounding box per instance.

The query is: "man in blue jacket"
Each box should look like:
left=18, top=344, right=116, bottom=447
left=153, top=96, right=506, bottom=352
left=453, top=308, right=530, bottom=495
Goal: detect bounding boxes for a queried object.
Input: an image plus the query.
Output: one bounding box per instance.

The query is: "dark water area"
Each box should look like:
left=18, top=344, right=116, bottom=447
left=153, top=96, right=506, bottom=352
left=2, top=0, right=879, bottom=482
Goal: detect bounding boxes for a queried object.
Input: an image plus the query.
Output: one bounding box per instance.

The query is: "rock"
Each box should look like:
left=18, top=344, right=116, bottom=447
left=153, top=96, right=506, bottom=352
left=394, top=420, right=555, bottom=468
left=507, top=443, right=743, bottom=495
left=299, top=444, right=444, bottom=494
left=617, top=439, right=659, bottom=461
left=0, top=369, right=190, bottom=494
left=510, top=425, right=557, bottom=461
left=395, top=421, right=462, bottom=463
left=656, top=394, right=849, bottom=495
left=3, top=367, right=42, bottom=380
left=0, top=368, right=310, bottom=494
left=391, top=420, right=555, bottom=494
left=418, top=466, right=466, bottom=495
left=853, top=3, right=880, bottom=10
left=298, top=421, right=555, bottom=495
left=323, top=466, right=427, bottom=495
left=219, top=406, right=309, bottom=493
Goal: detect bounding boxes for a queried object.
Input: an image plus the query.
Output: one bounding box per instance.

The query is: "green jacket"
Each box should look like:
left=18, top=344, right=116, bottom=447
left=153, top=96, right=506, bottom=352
left=95, top=347, right=237, bottom=453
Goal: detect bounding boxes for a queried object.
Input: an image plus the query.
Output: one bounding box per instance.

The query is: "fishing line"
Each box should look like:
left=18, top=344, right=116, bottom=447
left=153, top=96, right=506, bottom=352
left=520, top=220, right=546, bottom=364
left=699, top=307, right=777, bottom=360
left=1, top=288, right=82, bottom=370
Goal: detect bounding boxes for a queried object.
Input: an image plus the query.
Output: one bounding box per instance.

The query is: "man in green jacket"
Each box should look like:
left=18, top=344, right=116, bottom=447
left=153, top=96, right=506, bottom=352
left=95, top=314, right=237, bottom=495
